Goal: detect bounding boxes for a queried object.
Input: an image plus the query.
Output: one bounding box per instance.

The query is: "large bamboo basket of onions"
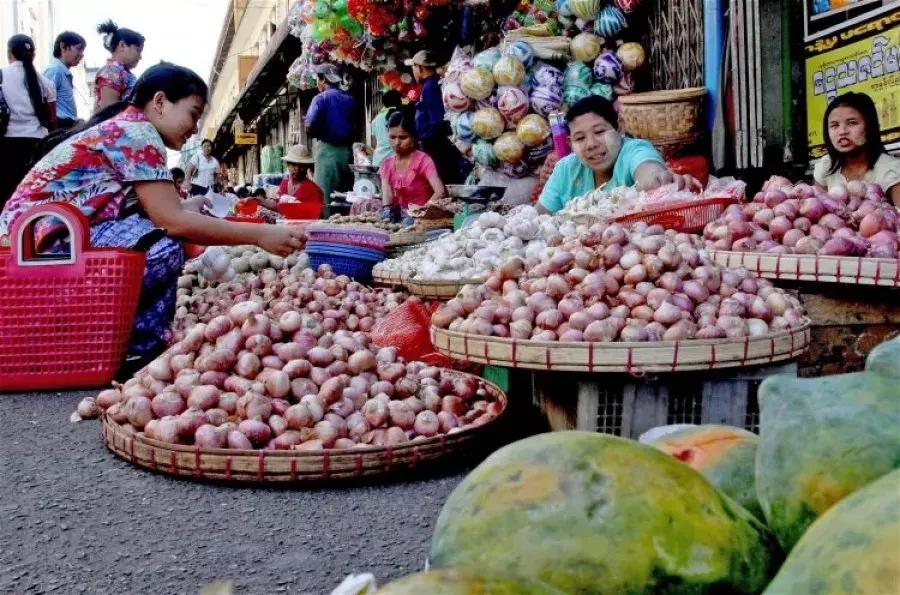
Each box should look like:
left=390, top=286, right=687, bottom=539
left=101, top=370, right=507, bottom=484
left=707, top=251, right=900, bottom=288
left=431, top=321, right=811, bottom=374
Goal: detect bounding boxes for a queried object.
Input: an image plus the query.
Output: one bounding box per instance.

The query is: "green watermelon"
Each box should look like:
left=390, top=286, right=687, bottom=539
left=764, top=469, right=900, bottom=595
left=430, top=431, right=779, bottom=595
left=756, top=336, right=900, bottom=551
left=376, top=569, right=566, bottom=594
left=647, top=424, right=763, bottom=519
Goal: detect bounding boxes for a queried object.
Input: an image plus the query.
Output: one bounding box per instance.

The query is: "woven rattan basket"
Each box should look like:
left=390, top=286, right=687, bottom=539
left=618, top=88, right=706, bottom=140
left=432, top=320, right=811, bottom=374
left=101, top=371, right=507, bottom=484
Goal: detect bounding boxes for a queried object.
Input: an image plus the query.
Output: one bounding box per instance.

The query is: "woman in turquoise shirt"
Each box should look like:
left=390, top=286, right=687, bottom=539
left=538, top=95, right=699, bottom=214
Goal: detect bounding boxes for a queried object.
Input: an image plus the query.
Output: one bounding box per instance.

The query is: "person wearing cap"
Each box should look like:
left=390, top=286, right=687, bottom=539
left=405, top=50, right=469, bottom=185
left=277, top=144, right=324, bottom=216
left=304, top=65, right=355, bottom=215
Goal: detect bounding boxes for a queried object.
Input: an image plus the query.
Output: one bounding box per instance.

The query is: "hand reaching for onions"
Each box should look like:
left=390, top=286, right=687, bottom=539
left=258, top=226, right=304, bottom=257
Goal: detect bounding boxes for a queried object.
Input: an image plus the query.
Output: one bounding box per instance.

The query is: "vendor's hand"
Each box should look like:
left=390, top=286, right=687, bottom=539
left=257, top=225, right=304, bottom=256
left=671, top=173, right=703, bottom=192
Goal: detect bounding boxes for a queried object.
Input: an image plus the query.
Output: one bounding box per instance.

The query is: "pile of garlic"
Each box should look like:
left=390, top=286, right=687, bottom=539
left=372, top=206, right=581, bottom=281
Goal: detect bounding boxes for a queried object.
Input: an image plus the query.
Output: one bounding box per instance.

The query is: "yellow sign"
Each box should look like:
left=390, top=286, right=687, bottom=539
left=235, top=132, right=258, bottom=146
left=805, top=9, right=900, bottom=159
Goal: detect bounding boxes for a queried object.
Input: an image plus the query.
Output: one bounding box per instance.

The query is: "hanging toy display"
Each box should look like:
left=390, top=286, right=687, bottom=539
left=593, top=50, right=624, bottom=84
left=460, top=67, right=496, bottom=101
left=530, top=84, right=564, bottom=117
left=594, top=5, right=627, bottom=38
left=472, top=139, right=500, bottom=168
left=564, top=61, right=594, bottom=89
left=452, top=111, right=476, bottom=143
left=493, top=55, right=526, bottom=86
left=590, top=81, right=616, bottom=101
left=472, top=107, right=506, bottom=139
left=570, top=32, right=604, bottom=63
left=569, top=0, right=602, bottom=20
left=614, top=0, right=642, bottom=13
left=617, top=42, right=646, bottom=72
left=533, top=63, right=564, bottom=89
left=497, top=86, right=531, bottom=125
left=493, top=132, right=526, bottom=164
left=443, top=80, right=472, bottom=113
left=516, top=114, right=551, bottom=147
left=504, top=41, right=536, bottom=69
left=563, top=84, right=591, bottom=107
left=473, top=47, right=502, bottom=72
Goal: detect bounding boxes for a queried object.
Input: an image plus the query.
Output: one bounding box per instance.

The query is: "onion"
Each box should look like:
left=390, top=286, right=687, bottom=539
left=238, top=419, right=271, bottom=445
left=195, top=424, right=227, bottom=448
left=227, top=430, right=253, bottom=449
left=769, top=216, right=793, bottom=240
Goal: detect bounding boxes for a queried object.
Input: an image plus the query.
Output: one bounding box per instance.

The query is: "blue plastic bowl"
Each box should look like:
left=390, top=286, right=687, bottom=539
left=305, top=241, right=385, bottom=282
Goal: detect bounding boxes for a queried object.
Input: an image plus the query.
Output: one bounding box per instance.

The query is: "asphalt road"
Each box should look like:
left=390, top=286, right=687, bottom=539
left=0, top=389, right=489, bottom=595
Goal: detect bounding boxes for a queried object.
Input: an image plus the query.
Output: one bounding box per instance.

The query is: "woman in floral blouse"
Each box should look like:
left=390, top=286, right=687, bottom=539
left=94, top=20, right=143, bottom=111
left=0, top=63, right=303, bottom=369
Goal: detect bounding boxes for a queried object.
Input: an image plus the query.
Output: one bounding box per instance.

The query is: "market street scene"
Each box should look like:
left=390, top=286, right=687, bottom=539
left=0, top=0, right=899, bottom=593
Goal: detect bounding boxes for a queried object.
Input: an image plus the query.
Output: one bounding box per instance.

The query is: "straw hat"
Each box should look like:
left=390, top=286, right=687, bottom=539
left=283, top=145, right=315, bottom=165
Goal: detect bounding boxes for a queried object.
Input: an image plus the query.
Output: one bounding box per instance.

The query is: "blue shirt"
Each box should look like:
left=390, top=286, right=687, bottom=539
left=415, top=76, right=444, bottom=143
left=538, top=137, right=665, bottom=214
left=305, top=87, right=355, bottom=146
left=43, top=58, right=77, bottom=121
left=371, top=109, right=393, bottom=167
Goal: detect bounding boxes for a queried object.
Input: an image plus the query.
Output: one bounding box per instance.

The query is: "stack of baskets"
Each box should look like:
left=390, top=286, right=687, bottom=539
left=305, top=224, right=388, bottom=283
left=618, top=87, right=706, bottom=159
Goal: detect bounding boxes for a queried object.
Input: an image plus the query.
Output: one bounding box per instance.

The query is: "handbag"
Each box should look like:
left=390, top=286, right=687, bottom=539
left=0, top=71, right=11, bottom=136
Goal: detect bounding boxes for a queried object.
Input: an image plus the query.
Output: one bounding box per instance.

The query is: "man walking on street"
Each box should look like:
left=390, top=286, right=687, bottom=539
left=43, top=31, right=86, bottom=129
left=405, top=50, right=469, bottom=185
left=305, top=65, right=355, bottom=216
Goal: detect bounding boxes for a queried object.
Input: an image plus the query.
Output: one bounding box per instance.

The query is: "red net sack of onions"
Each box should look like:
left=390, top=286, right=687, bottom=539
left=172, top=265, right=407, bottom=343
left=431, top=221, right=805, bottom=343
left=703, top=179, right=898, bottom=259
left=84, top=319, right=500, bottom=449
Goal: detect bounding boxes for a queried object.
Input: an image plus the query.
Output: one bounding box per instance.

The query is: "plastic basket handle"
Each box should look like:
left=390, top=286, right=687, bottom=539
left=9, top=202, right=89, bottom=267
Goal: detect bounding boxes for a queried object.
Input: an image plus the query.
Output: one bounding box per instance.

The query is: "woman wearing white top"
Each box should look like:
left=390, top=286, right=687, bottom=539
left=183, top=138, right=220, bottom=196
left=0, top=34, right=56, bottom=208
left=813, top=92, right=900, bottom=206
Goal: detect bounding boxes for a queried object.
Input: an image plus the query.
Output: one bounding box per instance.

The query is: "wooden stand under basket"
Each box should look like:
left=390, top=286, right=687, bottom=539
left=101, top=372, right=508, bottom=484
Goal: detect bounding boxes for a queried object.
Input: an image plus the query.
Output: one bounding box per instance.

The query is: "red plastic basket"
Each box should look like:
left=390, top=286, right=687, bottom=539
left=277, top=202, right=323, bottom=220
left=0, top=203, right=145, bottom=391
left=225, top=216, right=265, bottom=224
left=612, top=196, right=737, bottom=233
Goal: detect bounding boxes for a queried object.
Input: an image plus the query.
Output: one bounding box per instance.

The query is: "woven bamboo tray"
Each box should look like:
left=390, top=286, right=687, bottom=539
left=101, top=372, right=507, bottom=484
left=707, top=251, right=900, bottom=288
left=371, top=269, right=405, bottom=288
left=387, top=230, right=428, bottom=247
left=413, top=217, right=454, bottom=231
left=432, top=320, right=811, bottom=374
left=403, top=276, right=484, bottom=300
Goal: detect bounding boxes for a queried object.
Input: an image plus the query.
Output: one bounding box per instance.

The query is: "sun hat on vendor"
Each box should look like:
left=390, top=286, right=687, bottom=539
left=283, top=144, right=315, bottom=166
left=404, top=50, right=438, bottom=68
left=316, top=64, right=342, bottom=85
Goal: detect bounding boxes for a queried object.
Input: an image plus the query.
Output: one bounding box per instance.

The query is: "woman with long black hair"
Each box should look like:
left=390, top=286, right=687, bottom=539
left=0, top=63, right=302, bottom=369
left=94, top=20, right=144, bottom=111
left=0, top=34, right=57, bottom=208
left=813, top=92, right=899, bottom=206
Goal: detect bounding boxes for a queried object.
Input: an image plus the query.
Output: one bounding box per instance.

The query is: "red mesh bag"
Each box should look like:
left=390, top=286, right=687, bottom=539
left=370, top=300, right=440, bottom=362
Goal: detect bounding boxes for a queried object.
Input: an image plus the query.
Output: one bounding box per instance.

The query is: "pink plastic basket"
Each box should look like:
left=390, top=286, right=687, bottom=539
left=612, top=196, right=738, bottom=233
left=0, top=203, right=145, bottom=391
left=306, top=224, right=388, bottom=251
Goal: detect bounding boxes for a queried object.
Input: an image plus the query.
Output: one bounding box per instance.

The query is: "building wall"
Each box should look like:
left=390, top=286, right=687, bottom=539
left=0, top=0, right=55, bottom=68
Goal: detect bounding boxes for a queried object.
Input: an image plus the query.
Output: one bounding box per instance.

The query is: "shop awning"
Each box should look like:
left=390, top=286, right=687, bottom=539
left=211, top=17, right=302, bottom=160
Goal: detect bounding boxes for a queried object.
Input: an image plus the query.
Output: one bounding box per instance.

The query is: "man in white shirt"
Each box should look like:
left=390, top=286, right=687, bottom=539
left=183, top=139, right=220, bottom=196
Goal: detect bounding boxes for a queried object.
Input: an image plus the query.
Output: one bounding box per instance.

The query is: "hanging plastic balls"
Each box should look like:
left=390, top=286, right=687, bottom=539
left=516, top=114, right=551, bottom=147
left=533, top=63, right=564, bottom=89
left=492, top=55, right=526, bottom=87
left=571, top=32, right=604, bottom=63
left=497, top=86, right=531, bottom=125
left=590, top=82, right=615, bottom=101
left=570, top=0, right=602, bottom=20
left=460, top=68, right=496, bottom=101
left=472, top=139, right=499, bottom=167
left=595, top=5, right=628, bottom=38
left=594, top=50, right=624, bottom=84
left=564, top=84, right=591, bottom=107
left=442, top=81, right=471, bottom=113
left=564, top=61, right=594, bottom=89
left=615, top=0, right=642, bottom=12
left=556, top=0, right=574, bottom=17
left=505, top=41, right=535, bottom=69
left=473, top=47, right=502, bottom=72
left=453, top=111, right=475, bottom=142
left=617, top=42, right=646, bottom=71
left=494, top=132, right=526, bottom=163
left=530, top=85, right=564, bottom=117
left=472, top=107, right=506, bottom=139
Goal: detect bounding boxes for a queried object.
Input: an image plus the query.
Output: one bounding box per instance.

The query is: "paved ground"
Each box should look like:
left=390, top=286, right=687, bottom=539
left=0, top=389, right=511, bottom=595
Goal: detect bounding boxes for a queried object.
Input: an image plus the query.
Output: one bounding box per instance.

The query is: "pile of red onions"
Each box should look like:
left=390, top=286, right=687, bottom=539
left=79, top=319, right=500, bottom=449
left=172, top=266, right=407, bottom=342
left=431, top=221, right=805, bottom=342
left=704, top=180, right=898, bottom=258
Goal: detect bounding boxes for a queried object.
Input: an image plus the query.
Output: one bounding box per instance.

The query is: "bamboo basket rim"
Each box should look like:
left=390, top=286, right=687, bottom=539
left=707, top=250, right=900, bottom=288
left=101, top=371, right=508, bottom=484
left=403, top=275, right=485, bottom=299
left=431, top=319, right=811, bottom=374
left=618, top=87, right=707, bottom=104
